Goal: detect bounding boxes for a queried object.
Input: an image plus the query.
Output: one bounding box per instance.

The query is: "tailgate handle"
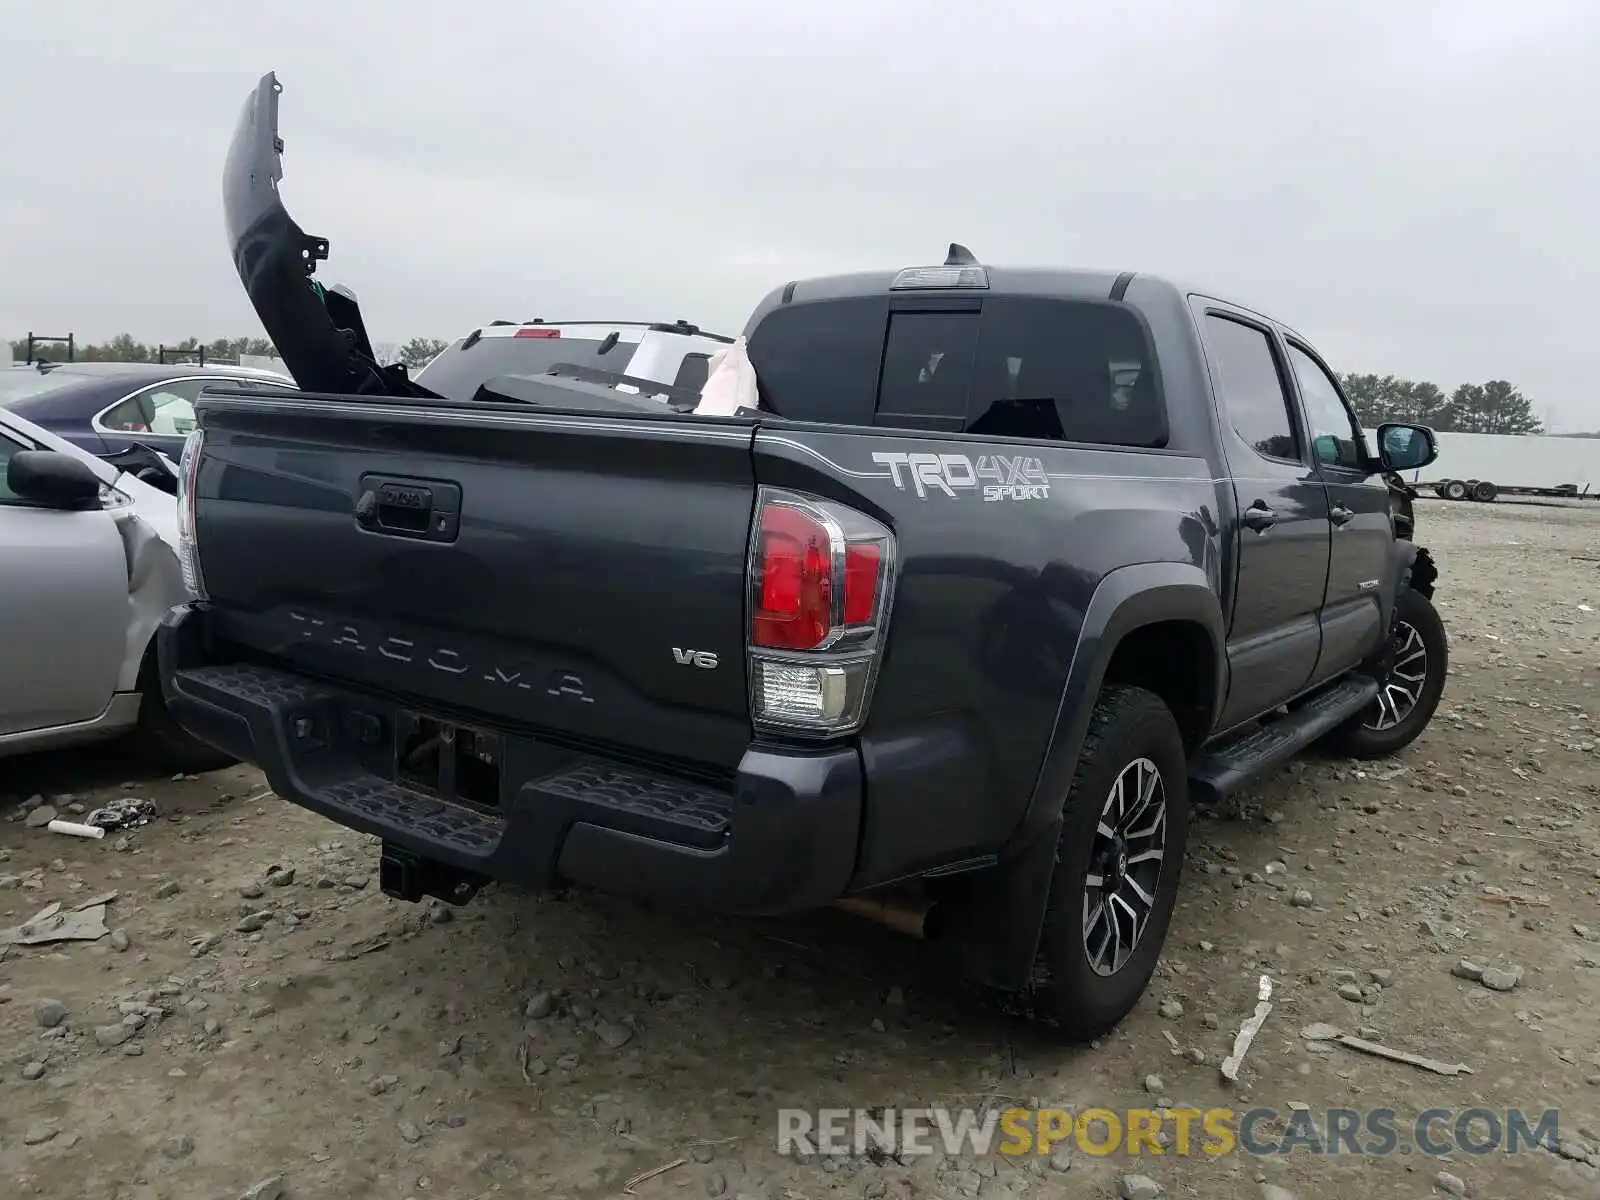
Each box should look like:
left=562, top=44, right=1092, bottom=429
left=355, top=475, right=461, bottom=542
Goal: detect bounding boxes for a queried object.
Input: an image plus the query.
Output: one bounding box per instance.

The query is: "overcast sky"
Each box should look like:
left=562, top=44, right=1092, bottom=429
left=3, top=0, right=1596, bottom=428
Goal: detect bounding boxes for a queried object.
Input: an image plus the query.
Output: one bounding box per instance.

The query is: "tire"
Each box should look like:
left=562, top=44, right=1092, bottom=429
left=128, top=649, right=237, bottom=774
left=1025, top=685, right=1189, bottom=1042
left=1326, top=587, right=1448, bottom=760
left=1472, top=480, right=1498, bottom=503
left=1442, top=479, right=1468, bottom=501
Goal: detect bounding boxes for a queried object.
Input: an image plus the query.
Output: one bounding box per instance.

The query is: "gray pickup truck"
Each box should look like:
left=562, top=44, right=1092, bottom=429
left=160, top=72, right=1447, bottom=1041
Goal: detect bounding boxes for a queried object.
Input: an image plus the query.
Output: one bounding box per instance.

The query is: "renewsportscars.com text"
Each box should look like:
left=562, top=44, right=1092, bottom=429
left=777, top=1106, right=1562, bottom=1158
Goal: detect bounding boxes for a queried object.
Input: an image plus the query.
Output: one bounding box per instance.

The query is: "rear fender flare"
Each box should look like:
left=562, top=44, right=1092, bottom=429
left=1019, top=562, right=1224, bottom=841
left=941, top=561, right=1224, bottom=992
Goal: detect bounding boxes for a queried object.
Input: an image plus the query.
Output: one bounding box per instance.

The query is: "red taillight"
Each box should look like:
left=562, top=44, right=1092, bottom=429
left=843, top=543, right=881, bottom=625
left=747, top=488, right=896, bottom=737
left=753, top=504, right=833, bottom=650
left=514, top=327, right=560, bottom=338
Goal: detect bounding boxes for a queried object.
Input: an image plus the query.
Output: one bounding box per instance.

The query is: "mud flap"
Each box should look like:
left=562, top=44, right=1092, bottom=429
left=939, top=814, right=1063, bottom=992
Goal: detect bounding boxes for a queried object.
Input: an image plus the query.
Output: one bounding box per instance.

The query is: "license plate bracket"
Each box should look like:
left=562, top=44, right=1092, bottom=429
left=394, top=712, right=503, bottom=811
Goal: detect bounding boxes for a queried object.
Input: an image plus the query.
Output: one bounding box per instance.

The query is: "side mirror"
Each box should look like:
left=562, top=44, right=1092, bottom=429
left=6, top=450, right=106, bottom=510
left=1375, top=422, right=1437, bottom=473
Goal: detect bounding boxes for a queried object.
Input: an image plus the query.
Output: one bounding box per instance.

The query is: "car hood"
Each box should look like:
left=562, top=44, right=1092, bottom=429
left=224, top=72, right=437, bottom=399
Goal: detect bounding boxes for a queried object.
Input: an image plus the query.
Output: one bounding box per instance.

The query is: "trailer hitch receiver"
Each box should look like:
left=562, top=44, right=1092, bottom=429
left=379, top=844, right=486, bottom=906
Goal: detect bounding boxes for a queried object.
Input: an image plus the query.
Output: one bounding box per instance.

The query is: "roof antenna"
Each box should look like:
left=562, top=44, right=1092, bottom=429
left=945, top=243, right=978, bottom=266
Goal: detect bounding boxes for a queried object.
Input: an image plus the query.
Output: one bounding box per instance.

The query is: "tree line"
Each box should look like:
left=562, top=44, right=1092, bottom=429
left=11, top=333, right=1592, bottom=437
left=9, top=333, right=456, bottom=372
left=1339, top=374, right=1551, bottom=435
left=9, top=333, right=278, bottom=366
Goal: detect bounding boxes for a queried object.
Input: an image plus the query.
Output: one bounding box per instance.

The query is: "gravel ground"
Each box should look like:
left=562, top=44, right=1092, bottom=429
left=2, top=498, right=1598, bottom=1200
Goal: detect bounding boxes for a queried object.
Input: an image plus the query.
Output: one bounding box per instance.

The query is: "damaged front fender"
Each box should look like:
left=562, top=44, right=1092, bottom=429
left=105, top=484, right=189, bottom=694
left=1400, top=543, right=1438, bottom=600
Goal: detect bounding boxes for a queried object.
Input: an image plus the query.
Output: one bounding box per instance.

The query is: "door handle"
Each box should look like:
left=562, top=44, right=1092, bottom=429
left=1242, top=502, right=1278, bottom=532
left=1330, top=504, right=1354, bottom=527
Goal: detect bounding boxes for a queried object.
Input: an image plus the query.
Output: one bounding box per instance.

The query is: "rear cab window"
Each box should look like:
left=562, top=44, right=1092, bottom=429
left=748, top=296, right=1166, bottom=448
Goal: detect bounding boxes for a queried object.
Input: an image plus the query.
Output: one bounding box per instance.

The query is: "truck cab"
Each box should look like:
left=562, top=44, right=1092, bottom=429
left=161, top=70, right=1450, bottom=1043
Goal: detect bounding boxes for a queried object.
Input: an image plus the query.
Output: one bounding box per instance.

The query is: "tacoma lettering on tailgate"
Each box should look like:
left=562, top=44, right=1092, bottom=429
left=287, top=611, right=563, bottom=693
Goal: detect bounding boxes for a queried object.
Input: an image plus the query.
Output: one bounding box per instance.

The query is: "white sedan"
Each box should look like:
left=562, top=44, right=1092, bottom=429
left=0, top=406, right=232, bottom=771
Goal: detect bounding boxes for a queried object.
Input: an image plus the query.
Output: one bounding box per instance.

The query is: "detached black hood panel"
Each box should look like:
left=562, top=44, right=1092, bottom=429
left=224, top=72, right=434, bottom=398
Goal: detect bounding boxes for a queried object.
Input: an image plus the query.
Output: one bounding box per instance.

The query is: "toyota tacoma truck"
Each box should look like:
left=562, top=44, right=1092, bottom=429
left=159, top=72, right=1448, bottom=1041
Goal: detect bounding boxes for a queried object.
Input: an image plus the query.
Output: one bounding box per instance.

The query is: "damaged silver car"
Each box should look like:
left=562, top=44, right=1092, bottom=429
left=0, top=407, right=233, bottom=771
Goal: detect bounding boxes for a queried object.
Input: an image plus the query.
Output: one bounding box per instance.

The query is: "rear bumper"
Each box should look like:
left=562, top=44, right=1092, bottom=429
left=157, top=604, right=861, bottom=914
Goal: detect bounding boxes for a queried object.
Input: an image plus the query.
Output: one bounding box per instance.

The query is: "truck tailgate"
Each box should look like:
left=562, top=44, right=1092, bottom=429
left=189, top=392, right=758, bottom=773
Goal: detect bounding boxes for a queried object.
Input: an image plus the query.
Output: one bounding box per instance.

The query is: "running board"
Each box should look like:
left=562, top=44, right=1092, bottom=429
left=1188, top=675, right=1378, bottom=804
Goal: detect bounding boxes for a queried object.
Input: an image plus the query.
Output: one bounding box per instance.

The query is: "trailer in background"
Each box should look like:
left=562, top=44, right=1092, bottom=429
left=1363, top=429, right=1600, bottom=502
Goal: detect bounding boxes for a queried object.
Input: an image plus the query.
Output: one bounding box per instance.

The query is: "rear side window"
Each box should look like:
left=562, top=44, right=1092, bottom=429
left=415, top=334, right=639, bottom=403
left=1203, top=315, right=1299, bottom=463
left=99, top=380, right=206, bottom=435
left=749, top=295, right=1165, bottom=447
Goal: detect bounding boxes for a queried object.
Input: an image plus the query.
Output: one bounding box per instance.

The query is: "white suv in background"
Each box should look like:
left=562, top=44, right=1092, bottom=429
left=413, top=319, right=734, bottom=404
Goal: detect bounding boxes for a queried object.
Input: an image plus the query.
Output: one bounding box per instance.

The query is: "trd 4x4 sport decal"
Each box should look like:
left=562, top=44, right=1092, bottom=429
left=871, top=451, right=1050, bottom=502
